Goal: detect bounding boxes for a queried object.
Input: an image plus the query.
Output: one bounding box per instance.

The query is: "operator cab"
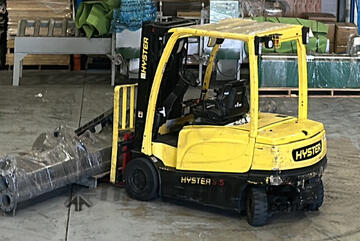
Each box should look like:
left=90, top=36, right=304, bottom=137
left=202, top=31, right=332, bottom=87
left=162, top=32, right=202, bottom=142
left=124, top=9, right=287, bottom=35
left=154, top=37, right=249, bottom=147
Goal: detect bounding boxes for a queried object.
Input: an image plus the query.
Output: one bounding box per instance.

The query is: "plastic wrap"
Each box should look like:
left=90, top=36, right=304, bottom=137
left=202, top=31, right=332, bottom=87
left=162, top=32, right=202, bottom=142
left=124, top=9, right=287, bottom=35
left=111, top=0, right=157, bottom=33
left=6, top=0, right=72, bottom=37
left=0, top=1, right=5, bottom=15
left=260, top=55, right=360, bottom=88
left=115, top=28, right=141, bottom=59
left=210, top=0, right=240, bottom=23
left=0, top=126, right=112, bottom=214
left=0, top=1, right=5, bottom=67
left=242, top=0, right=321, bottom=18
left=239, top=0, right=265, bottom=18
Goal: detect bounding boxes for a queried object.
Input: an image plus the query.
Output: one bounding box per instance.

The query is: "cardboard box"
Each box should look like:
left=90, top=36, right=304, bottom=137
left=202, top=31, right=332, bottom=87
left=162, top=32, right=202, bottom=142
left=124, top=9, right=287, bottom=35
left=323, top=22, right=335, bottom=44
left=329, top=41, right=335, bottom=53
left=335, top=22, right=358, bottom=47
left=335, top=45, right=347, bottom=54
left=303, top=12, right=336, bottom=22
left=177, top=11, right=201, bottom=19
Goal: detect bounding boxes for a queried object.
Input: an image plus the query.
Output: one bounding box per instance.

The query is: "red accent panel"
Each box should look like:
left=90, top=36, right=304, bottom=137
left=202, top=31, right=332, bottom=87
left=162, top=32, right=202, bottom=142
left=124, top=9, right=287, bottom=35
left=122, top=133, right=134, bottom=175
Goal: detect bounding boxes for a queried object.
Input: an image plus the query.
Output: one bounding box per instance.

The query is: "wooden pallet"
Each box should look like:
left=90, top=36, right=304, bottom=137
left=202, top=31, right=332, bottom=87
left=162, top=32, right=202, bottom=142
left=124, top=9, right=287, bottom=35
left=259, top=88, right=360, bottom=98
left=6, top=39, right=70, bottom=69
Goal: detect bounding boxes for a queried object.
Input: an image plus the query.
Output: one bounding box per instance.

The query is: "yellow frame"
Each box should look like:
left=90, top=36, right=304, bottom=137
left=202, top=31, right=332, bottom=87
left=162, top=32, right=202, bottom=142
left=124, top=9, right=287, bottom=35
left=110, top=84, right=137, bottom=184
left=141, top=20, right=308, bottom=156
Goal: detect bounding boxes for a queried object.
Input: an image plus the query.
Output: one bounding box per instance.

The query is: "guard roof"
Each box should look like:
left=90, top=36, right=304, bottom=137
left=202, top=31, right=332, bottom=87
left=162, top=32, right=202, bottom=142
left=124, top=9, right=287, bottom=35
left=169, top=19, right=303, bottom=42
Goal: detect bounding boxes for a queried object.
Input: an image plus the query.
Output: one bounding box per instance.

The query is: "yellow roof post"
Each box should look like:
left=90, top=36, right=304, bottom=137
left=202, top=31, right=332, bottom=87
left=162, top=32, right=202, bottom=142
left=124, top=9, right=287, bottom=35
left=201, top=44, right=220, bottom=99
left=248, top=37, right=259, bottom=138
left=142, top=32, right=181, bottom=155
left=296, top=36, right=308, bottom=121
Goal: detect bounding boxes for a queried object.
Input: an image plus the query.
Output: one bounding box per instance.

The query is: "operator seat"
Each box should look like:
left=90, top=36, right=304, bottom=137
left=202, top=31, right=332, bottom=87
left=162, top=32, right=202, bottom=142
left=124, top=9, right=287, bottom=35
left=192, top=80, right=249, bottom=125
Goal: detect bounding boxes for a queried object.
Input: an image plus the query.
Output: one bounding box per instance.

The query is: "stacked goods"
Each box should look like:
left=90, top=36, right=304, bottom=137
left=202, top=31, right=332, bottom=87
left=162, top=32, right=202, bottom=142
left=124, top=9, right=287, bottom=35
left=239, top=0, right=321, bottom=18
left=75, top=0, right=120, bottom=38
left=325, top=22, right=335, bottom=53
left=160, top=0, right=207, bottom=17
left=303, top=12, right=336, bottom=22
left=303, top=13, right=336, bottom=53
left=304, top=13, right=359, bottom=54
left=111, top=0, right=157, bottom=33
left=281, top=0, right=321, bottom=17
left=211, top=0, right=239, bottom=23
left=6, top=0, right=72, bottom=36
left=6, top=0, right=72, bottom=67
left=335, top=23, right=358, bottom=53
left=177, top=11, right=201, bottom=19
left=252, top=17, right=329, bottom=53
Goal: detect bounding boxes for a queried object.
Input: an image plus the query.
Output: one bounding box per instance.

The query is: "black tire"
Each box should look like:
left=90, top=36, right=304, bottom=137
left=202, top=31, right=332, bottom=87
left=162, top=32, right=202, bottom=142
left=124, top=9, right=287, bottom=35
left=124, top=157, right=159, bottom=201
left=309, top=179, right=324, bottom=211
left=246, top=186, right=268, bottom=226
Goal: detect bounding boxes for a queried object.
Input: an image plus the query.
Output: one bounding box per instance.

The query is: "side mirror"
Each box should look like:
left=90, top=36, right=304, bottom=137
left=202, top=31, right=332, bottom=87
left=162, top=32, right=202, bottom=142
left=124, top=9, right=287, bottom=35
left=176, top=39, right=186, bottom=54
left=302, top=27, right=310, bottom=45
left=207, top=37, right=217, bottom=47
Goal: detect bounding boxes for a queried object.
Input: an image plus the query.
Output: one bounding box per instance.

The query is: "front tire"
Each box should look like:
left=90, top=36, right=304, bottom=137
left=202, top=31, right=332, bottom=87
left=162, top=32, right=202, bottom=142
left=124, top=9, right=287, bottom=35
left=308, top=179, right=324, bottom=211
left=124, top=157, right=159, bottom=201
left=246, top=186, right=268, bottom=226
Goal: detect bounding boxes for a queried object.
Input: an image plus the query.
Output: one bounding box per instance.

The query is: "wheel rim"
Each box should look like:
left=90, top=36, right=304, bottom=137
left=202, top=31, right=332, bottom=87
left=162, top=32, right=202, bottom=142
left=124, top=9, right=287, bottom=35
left=129, top=168, right=147, bottom=193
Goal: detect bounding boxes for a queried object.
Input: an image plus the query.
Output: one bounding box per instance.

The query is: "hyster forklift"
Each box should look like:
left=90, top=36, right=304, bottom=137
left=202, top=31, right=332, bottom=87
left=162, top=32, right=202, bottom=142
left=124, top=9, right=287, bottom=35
left=109, top=19, right=327, bottom=226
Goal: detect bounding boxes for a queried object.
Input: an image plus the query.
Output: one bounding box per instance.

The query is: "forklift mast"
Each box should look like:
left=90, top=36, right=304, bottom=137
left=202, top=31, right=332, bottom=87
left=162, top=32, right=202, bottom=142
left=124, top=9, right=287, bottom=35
left=134, top=18, right=196, bottom=150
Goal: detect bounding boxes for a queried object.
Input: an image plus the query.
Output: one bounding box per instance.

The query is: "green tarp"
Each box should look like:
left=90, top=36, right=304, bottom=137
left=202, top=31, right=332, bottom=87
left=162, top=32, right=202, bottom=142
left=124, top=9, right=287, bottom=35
left=75, top=0, right=120, bottom=38
left=249, top=17, right=329, bottom=53
left=210, top=17, right=330, bottom=60
left=260, top=58, right=360, bottom=88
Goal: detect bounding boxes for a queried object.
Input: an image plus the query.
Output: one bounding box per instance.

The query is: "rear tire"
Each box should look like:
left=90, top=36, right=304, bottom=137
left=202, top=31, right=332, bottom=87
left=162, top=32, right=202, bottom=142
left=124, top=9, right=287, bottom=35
left=246, top=186, right=268, bottom=226
left=124, top=157, right=159, bottom=201
left=308, top=179, right=324, bottom=211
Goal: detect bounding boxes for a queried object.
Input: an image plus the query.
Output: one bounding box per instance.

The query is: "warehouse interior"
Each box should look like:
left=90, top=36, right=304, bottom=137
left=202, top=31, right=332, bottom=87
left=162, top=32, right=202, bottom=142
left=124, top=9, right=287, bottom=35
left=0, top=0, right=360, bottom=240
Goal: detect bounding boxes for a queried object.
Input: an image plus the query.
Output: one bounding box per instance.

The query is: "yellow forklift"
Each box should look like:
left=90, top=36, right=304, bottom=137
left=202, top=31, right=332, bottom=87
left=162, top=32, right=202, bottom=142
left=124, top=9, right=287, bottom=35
left=109, top=19, right=327, bottom=226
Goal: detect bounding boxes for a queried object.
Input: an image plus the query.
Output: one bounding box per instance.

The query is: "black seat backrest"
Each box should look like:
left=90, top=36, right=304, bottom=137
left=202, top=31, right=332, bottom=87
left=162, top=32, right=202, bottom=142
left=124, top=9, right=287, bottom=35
left=192, top=79, right=249, bottom=124
left=220, top=80, right=249, bottom=118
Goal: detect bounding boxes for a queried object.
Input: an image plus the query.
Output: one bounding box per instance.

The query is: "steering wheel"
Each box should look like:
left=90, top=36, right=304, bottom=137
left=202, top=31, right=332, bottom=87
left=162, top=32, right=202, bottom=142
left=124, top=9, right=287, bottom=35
left=179, top=71, right=199, bottom=87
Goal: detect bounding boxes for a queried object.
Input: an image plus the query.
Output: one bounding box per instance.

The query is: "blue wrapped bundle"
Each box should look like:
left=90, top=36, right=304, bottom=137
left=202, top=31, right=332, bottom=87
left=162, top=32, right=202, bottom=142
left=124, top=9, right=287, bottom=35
left=111, top=0, right=157, bottom=33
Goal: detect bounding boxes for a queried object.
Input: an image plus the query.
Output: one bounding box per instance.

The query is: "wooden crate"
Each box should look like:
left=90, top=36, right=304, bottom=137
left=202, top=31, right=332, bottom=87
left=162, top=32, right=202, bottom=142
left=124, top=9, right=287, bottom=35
left=6, top=39, right=70, bottom=68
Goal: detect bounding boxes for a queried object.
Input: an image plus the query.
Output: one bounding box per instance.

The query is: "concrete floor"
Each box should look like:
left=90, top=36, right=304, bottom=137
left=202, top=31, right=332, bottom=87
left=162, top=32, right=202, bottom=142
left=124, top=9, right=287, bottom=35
left=0, top=70, right=359, bottom=241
